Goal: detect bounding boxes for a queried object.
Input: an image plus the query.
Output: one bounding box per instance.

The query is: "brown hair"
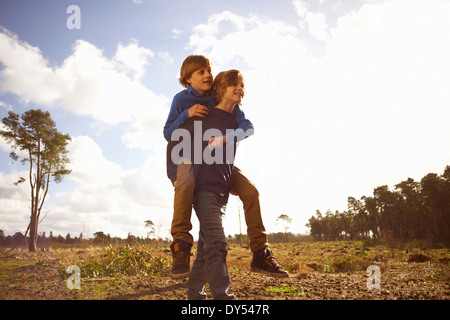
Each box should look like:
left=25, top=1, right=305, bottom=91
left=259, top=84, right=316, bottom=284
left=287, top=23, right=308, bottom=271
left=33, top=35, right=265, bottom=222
left=211, top=69, right=245, bottom=105
left=178, top=55, right=212, bottom=88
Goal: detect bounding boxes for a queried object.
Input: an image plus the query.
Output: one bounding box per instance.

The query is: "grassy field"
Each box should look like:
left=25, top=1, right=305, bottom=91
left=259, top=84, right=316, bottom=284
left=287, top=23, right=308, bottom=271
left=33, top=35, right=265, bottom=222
left=1, top=240, right=449, bottom=300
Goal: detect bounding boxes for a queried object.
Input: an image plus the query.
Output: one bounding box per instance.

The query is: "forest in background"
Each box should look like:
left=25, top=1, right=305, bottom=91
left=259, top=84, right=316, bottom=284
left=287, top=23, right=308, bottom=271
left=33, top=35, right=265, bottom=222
left=0, top=229, right=312, bottom=249
left=307, top=165, right=450, bottom=241
left=2, top=165, right=449, bottom=248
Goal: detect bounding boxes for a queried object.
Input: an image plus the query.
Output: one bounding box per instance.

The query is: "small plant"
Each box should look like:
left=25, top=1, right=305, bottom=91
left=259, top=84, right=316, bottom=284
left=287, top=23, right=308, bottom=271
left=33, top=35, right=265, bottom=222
left=265, top=285, right=306, bottom=297
left=323, top=255, right=334, bottom=273
left=331, top=255, right=353, bottom=272
left=266, top=285, right=298, bottom=293
left=61, top=243, right=171, bottom=278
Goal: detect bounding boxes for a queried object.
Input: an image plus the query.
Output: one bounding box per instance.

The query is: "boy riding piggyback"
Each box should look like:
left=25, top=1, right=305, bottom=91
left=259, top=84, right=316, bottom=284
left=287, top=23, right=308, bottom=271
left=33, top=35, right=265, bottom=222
left=164, top=55, right=288, bottom=280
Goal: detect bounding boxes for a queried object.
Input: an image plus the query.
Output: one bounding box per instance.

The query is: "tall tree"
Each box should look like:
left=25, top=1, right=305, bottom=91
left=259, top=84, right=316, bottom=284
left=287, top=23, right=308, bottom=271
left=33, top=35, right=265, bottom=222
left=348, top=196, right=369, bottom=239
left=421, top=173, right=450, bottom=238
left=1, top=109, right=71, bottom=251
left=394, top=178, right=424, bottom=238
left=276, top=214, right=293, bottom=242
left=306, top=211, right=323, bottom=241
left=144, top=220, right=155, bottom=239
left=362, top=195, right=379, bottom=239
left=306, top=165, right=450, bottom=241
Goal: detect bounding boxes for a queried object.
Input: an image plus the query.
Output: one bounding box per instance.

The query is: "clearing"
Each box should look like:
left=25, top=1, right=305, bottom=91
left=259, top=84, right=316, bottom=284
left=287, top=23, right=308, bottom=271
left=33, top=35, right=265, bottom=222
left=1, top=240, right=449, bottom=300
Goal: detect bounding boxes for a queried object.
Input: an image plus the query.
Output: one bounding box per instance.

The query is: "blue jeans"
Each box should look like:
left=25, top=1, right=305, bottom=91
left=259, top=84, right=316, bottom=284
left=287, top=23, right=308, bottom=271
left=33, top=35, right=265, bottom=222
left=186, top=191, right=234, bottom=300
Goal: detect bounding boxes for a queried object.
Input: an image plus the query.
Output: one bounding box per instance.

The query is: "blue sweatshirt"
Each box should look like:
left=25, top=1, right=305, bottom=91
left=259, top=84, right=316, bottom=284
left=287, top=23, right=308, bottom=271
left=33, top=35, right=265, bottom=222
left=163, top=86, right=254, bottom=142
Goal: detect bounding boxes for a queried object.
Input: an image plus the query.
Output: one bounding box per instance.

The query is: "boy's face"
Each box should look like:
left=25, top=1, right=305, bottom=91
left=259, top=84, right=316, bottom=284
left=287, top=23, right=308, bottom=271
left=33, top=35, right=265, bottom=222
left=186, top=66, right=213, bottom=95
left=222, top=77, right=244, bottom=104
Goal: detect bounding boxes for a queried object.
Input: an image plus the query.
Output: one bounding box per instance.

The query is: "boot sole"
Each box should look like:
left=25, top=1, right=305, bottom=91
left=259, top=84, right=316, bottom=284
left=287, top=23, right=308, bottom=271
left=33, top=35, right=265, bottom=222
left=251, top=266, right=289, bottom=278
left=171, top=271, right=191, bottom=279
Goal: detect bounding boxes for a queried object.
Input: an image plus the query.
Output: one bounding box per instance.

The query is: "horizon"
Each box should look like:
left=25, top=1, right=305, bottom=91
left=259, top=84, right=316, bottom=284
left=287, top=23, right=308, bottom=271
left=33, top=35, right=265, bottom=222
left=1, top=0, right=450, bottom=240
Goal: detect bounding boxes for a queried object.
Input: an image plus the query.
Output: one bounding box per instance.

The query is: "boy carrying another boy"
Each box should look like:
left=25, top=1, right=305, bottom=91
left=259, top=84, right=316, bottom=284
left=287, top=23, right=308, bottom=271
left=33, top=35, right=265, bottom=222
left=170, top=69, right=245, bottom=299
left=164, top=55, right=288, bottom=280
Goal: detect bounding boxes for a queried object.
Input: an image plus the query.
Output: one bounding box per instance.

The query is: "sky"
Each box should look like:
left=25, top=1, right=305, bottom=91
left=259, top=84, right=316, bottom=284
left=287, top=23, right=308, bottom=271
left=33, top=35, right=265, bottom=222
left=1, top=0, right=450, bottom=240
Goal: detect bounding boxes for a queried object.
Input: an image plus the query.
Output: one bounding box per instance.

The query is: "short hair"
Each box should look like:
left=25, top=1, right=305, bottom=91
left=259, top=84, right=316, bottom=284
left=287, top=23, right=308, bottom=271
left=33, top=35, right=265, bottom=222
left=211, top=69, right=244, bottom=105
left=178, top=55, right=212, bottom=88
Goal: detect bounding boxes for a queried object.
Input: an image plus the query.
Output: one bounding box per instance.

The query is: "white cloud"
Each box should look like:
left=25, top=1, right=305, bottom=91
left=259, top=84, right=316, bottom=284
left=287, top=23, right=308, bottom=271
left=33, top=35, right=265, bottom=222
left=55, top=39, right=169, bottom=127
left=0, top=30, right=169, bottom=148
left=113, top=39, right=154, bottom=80
left=171, top=28, right=183, bottom=39
left=157, top=51, right=174, bottom=66
left=120, top=153, right=173, bottom=208
left=0, top=122, right=30, bottom=161
left=67, top=136, right=124, bottom=184
left=0, top=28, right=174, bottom=237
left=293, top=0, right=330, bottom=42
left=188, top=11, right=306, bottom=77
left=1, top=0, right=450, bottom=238
left=306, top=12, right=330, bottom=42
left=0, top=133, right=173, bottom=238
left=0, top=27, right=61, bottom=105
left=66, top=135, right=172, bottom=207
left=44, top=136, right=173, bottom=238
left=187, top=0, right=450, bottom=233
left=292, top=0, right=308, bottom=18
left=0, top=100, right=12, bottom=111
left=0, top=170, right=31, bottom=235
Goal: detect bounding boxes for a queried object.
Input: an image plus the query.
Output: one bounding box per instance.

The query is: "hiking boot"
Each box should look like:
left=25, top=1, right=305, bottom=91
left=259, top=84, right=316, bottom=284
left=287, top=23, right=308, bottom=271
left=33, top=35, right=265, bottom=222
left=251, top=248, right=289, bottom=278
left=170, top=240, right=192, bottom=279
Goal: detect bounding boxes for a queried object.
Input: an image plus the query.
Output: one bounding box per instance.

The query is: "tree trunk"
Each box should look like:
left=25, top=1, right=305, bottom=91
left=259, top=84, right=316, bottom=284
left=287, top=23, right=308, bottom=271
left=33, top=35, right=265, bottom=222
left=29, top=214, right=38, bottom=252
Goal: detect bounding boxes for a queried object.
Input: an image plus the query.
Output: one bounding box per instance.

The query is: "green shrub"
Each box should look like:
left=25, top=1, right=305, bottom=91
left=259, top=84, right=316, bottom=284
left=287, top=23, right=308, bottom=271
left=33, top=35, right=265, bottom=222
left=70, top=244, right=171, bottom=278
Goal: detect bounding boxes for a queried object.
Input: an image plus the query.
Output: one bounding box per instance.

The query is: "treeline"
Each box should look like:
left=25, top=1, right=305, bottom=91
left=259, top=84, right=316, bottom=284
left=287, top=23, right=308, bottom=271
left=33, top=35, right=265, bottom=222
left=307, top=165, right=450, bottom=241
left=227, top=232, right=312, bottom=245
left=0, top=230, right=169, bottom=248
left=0, top=230, right=314, bottom=249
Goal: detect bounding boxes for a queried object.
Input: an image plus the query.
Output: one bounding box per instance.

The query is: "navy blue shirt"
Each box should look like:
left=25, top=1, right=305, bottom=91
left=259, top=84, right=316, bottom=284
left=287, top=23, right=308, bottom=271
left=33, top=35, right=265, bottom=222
left=167, top=107, right=238, bottom=194
left=163, top=86, right=254, bottom=143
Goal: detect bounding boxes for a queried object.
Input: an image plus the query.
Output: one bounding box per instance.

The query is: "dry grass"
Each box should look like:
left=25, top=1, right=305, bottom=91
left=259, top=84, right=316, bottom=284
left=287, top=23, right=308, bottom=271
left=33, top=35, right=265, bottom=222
left=1, top=240, right=449, bottom=300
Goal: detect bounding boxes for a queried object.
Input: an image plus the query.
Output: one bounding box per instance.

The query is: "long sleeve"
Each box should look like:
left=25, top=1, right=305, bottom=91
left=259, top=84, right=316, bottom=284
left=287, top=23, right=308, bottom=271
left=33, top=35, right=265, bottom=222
left=163, top=98, right=190, bottom=142
left=226, top=105, right=254, bottom=144
left=163, top=87, right=215, bottom=142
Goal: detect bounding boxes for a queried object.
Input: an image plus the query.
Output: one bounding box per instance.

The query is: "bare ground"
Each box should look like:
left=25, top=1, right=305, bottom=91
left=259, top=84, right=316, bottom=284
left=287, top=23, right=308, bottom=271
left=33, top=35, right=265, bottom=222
left=1, top=241, right=449, bottom=300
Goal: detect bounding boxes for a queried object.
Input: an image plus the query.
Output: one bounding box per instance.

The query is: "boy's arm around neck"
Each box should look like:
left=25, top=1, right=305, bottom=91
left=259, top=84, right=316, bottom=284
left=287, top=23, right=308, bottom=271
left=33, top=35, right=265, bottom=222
left=225, top=105, right=254, bottom=144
